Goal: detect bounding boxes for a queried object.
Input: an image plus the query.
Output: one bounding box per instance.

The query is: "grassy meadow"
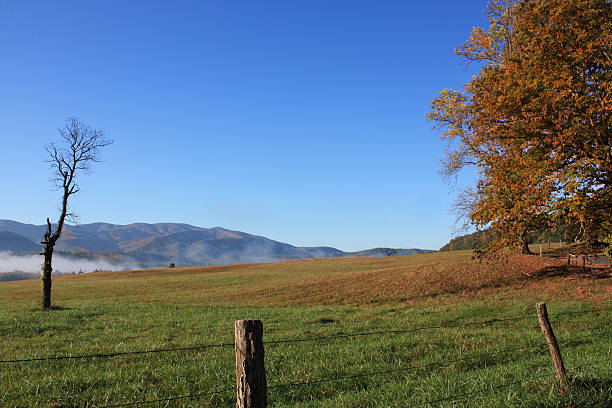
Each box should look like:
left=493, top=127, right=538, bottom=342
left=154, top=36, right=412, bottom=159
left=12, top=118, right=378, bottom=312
left=1, top=250, right=610, bottom=407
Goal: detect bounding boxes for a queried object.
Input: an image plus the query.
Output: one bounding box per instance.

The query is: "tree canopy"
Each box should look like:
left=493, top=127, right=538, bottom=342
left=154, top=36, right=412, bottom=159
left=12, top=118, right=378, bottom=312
left=428, top=0, right=611, bottom=251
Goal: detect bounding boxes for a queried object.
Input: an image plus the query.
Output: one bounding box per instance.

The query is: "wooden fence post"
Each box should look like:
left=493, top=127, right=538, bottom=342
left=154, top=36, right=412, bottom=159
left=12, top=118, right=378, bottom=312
left=536, top=303, right=567, bottom=390
left=567, top=254, right=571, bottom=266
left=235, top=320, right=267, bottom=408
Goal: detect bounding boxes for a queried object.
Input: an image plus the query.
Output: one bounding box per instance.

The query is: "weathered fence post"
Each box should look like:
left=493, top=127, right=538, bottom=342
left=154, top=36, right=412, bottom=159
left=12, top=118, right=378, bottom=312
left=567, top=254, right=571, bottom=266
left=536, top=303, right=567, bottom=390
left=235, top=320, right=267, bottom=408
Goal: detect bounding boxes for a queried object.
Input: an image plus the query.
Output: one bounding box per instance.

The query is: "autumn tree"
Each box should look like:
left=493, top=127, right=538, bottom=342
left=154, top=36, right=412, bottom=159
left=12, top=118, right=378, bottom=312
left=428, top=0, right=611, bottom=252
left=41, top=118, right=112, bottom=309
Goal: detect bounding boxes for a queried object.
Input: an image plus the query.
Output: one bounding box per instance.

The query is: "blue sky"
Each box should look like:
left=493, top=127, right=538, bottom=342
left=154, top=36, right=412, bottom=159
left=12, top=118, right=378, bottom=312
left=0, top=1, right=486, bottom=251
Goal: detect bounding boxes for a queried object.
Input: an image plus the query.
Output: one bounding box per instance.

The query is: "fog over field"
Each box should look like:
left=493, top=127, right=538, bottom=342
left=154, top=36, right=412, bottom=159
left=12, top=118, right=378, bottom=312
left=0, top=251, right=138, bottom=282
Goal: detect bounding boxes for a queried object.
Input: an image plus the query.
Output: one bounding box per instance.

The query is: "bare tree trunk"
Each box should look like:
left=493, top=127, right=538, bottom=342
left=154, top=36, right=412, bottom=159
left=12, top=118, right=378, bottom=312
left=521, top=240, right=533, bottom=254
left=41, top=243, right=53, bottom=310
left=41, top=219, right=55, bottom=310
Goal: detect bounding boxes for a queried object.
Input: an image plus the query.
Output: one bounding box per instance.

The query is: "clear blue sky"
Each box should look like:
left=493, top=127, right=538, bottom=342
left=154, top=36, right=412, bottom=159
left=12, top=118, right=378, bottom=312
left=0, top=1, right=486, bottom=251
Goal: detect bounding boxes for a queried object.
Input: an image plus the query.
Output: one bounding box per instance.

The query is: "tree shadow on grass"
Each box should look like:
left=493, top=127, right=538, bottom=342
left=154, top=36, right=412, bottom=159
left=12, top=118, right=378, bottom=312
left=559, top=376, right=612, bottom=408
left=49, top=305, right=71, bottom=311
left=528, top=375, right=612, bottom=408
left=569, top=375, right=612, bottom=390
left=29, top=305, right=73, bottom=312
left=531, top=265, right=610, bottom=280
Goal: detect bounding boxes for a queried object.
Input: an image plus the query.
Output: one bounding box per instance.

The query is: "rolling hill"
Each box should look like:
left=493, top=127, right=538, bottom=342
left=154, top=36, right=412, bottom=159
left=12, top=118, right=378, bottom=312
left=0, top=231, right=40, bottom=252
left=0, top=220, right=432, bottom=268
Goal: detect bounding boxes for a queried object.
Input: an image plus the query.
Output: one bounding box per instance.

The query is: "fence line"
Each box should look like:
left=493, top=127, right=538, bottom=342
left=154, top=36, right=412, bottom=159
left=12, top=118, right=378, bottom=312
left=97, top=330, right=606, bottom=408
left=549, top=307, right=612, bottom=316
left=4, top=307, right=608, bottom=365
left=0, top=315, right=544, bottom=364
left=267, top=342, right=550, bottom=390
left=97, top=342, right=550, bottom=407
left=0, top=341, right=235, bottom=364
left=265, top=308, right=609, bottom=347
left=233, top=304, right=608, bottom=407
left=266, top=315, right=535, bottom=346
left=264, top=308, right=608, bottom=347
left=4, top=305, right=610, bottom=407
left=268, top=330, right=605, bottom=391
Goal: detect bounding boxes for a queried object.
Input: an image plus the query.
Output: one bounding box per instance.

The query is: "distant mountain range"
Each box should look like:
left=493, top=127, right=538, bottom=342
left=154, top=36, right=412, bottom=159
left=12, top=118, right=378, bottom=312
left=0, top=220, right=434, bottom=269
left=0, top=230, right=41, bottom=252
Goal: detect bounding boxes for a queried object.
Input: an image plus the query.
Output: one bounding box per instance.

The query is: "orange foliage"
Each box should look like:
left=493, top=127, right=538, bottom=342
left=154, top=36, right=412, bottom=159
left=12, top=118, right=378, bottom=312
left=427, top=0, right=611, bottom=250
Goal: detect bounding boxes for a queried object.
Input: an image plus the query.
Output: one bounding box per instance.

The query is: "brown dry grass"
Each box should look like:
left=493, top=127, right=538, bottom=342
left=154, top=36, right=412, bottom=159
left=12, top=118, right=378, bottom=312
left=1, top=251, right=609, bottom=310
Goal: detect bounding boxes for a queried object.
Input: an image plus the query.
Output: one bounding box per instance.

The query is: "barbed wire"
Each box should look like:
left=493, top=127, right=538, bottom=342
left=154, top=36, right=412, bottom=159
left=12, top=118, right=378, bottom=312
left=265, top=315, right=536, bottom=346
left=2, top=307, right=608, bottom=365
left=16, top=329, right=609, bottom=407
left=96, top=338, right=606, bottom=407
left=0, top=341, right=234, bottom=364
left=1, top=316, right=532, bottom=364
left=267, top=341, right=549, bottom=391
left=265, top=329, right=607, bottom=391
left=265, top=307, right=611, bottom=347
left=550, top=307, right=612, bottom=317
left=392, top=305, right=610, bottom=320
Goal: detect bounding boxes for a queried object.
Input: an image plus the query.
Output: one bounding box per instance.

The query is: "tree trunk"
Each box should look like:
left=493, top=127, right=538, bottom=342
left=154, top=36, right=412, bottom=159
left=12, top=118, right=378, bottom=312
left=41, top=218, right=56, bottom=310
left=41, top=242, right=53, bottom=310
left=521, top=240, right=533, bottom=255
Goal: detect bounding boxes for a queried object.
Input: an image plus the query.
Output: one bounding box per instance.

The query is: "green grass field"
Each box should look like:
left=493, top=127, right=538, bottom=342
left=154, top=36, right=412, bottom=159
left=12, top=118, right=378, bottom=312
left=1, top=251, right=610, bottom=407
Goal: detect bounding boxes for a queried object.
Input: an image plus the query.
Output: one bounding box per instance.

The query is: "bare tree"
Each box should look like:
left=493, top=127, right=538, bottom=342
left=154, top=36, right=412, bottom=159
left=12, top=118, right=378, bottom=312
left=41, top=117, right=112, bottom=310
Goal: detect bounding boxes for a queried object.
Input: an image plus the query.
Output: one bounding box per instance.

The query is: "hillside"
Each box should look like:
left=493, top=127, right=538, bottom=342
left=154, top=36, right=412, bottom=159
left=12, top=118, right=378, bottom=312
left=3, top=250, right=609, bottom=308
left=0, top=220, right=428, bottom=268
left=439, top=230, right=485, bottom=251
left=0, top=231, right=39, bottom=252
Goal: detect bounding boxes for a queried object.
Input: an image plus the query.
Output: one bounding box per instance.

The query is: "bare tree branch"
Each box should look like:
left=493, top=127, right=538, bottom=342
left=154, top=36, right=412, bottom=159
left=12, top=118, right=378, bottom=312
left=40, top=117, right=112, bottom=309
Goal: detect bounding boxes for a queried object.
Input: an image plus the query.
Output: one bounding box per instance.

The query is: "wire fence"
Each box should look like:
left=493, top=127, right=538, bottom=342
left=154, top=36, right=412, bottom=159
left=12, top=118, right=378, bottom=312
left=0, top=341, right=235, bottom=364
left=3, top=307, right=609, bottom=365
left=98, top=329, right=608, bottom=408
left=3, top=306, right=610, bottom=407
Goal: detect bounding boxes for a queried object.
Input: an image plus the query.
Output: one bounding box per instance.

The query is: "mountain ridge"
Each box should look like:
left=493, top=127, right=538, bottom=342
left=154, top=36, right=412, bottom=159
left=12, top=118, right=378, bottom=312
left=0, top=219, right=434, bottom=268
left=0, top=231, right=40, bottom=253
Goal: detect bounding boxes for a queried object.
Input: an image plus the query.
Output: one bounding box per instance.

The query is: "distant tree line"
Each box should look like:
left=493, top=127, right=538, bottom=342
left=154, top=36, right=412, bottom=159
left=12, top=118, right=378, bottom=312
left=439, top=227, right=573, bottom=252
